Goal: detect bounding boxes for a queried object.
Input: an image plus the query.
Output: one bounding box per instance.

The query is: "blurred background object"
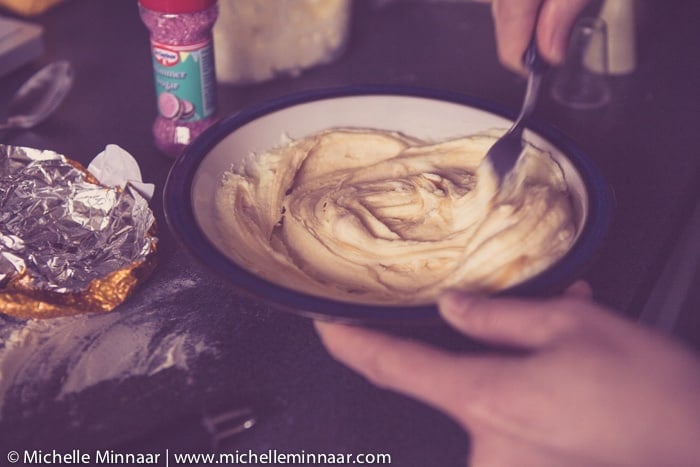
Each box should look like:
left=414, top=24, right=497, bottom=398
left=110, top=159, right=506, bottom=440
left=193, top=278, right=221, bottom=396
left=213, top=0, right=352, bottom=85
left=0, top=0, right=65, bottom=17
left=551, top=16, right=611, bottom=109
left=0, top=15, right=43, bottom=77
left=0, top=60, right=73, bottom=131
left=598, top=0, right=636, bottom=75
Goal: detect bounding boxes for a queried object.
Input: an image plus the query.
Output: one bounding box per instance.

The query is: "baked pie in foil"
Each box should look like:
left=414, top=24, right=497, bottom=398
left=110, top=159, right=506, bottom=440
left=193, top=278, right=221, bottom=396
left=0, top=144, right=157, bottom=319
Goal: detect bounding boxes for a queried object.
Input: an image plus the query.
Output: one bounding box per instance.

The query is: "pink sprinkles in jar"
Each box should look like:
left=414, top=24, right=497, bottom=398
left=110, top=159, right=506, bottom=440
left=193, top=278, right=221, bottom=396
left=139, top=0, right=218, bottom=158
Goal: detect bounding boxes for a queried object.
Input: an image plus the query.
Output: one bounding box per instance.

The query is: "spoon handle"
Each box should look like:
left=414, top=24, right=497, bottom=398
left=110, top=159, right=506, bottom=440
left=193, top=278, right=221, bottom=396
left=521, top=1, right=550, bottom=75
left=523, top=37, right=550, bottom=74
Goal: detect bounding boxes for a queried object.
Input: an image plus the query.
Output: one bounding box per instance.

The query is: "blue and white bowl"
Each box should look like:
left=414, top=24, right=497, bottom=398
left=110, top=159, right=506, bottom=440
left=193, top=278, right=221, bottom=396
left=164, top=86, right=613, bottom=323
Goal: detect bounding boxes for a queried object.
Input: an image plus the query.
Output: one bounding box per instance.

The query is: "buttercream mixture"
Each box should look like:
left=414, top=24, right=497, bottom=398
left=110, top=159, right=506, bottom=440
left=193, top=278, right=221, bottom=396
left=214, top=128, right=576, bottom=305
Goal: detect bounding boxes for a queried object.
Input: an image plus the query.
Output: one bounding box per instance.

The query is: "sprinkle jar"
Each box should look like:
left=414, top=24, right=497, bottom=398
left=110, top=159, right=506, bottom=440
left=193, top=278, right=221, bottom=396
left=139, top=0, right=218, bottom=158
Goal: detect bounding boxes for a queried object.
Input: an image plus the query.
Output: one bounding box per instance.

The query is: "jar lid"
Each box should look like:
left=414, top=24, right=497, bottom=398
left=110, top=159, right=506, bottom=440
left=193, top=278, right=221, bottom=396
left=139, top=0, right=215, bottom=14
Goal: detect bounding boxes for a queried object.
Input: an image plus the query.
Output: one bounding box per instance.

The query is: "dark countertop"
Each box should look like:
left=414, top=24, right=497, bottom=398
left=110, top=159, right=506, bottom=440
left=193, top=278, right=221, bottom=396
left=1, top=0, right=699, bottom=465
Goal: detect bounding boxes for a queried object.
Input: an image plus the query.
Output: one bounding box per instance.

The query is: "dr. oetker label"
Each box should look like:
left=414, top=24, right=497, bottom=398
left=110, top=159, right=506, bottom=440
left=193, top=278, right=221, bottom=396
left=150, top=39, right=215, bottom=123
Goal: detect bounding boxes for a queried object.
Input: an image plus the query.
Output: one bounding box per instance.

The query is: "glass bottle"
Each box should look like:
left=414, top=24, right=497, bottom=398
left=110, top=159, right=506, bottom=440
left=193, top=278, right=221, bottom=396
left=139, top=0, right=218, bottom=158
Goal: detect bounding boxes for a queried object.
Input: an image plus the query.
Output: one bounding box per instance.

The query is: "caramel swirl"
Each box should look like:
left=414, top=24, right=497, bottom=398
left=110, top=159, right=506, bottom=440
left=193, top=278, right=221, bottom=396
left=214, top=128, right=575, bottom=305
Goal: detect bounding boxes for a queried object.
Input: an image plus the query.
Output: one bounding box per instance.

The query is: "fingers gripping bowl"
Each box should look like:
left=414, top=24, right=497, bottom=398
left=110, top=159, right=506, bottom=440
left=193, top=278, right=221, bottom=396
left=164, top=87, right=612, bottom=323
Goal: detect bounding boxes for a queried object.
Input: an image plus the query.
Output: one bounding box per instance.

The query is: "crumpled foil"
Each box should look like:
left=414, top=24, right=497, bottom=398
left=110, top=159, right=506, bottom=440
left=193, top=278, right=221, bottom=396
left=0, top=144, right=158, bottom=319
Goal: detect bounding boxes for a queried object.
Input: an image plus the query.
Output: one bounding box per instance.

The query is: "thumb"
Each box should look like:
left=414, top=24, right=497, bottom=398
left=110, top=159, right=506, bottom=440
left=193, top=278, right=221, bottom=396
left=563, top=280, right=593, bottom=299
left=437, top=291, right=575, bottom=348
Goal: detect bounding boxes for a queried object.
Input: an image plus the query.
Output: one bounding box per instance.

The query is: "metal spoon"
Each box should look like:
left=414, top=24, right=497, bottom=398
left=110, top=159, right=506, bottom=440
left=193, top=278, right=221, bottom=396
left=481, top=36, right=549, bottom=187
left=0, top=60, right=74, bottom=132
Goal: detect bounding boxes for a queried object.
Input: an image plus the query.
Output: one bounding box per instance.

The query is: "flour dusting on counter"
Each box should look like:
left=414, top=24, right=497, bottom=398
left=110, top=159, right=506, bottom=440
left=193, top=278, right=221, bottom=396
left=0, top=269, right=217, bottom=419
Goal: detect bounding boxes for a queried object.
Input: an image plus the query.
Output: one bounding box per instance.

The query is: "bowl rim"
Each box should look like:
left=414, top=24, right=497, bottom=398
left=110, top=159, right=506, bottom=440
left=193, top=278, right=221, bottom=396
left=164, top=85, right=613, bottom=324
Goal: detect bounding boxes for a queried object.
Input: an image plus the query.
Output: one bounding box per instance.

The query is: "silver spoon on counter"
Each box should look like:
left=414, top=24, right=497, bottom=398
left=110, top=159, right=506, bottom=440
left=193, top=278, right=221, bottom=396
left=481, top=34, right=549, bottom=188
left=0, top=60, right=74, bottom=132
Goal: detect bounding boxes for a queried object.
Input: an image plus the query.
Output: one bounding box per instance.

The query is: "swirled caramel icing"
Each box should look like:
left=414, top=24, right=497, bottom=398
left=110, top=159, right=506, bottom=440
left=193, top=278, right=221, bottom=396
left=213, top=128, right=576, bottom=305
